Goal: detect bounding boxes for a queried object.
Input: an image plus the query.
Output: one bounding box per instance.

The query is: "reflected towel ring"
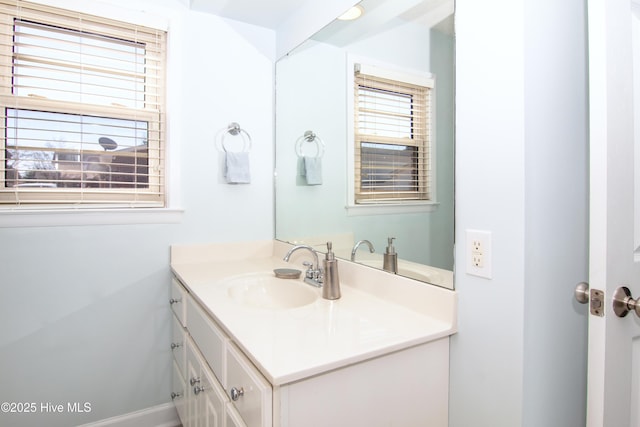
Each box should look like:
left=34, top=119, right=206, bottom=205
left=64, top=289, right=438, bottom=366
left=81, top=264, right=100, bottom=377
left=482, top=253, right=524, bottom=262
left=221, top=122, right=252, bottom=153
left=295, top=130, right=325, bottom=158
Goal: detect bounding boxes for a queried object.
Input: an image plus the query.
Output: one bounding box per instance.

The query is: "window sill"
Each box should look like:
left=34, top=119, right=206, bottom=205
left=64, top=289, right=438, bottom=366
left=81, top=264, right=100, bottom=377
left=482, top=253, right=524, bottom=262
left=346, top=201, right=439, bottom=216
left=0, top=207, right=184, bottom=228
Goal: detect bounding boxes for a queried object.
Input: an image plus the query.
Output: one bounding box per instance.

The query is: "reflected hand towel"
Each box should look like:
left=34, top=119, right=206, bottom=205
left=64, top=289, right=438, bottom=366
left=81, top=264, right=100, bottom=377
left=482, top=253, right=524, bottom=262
left=303, top=156, right=322, bottom=185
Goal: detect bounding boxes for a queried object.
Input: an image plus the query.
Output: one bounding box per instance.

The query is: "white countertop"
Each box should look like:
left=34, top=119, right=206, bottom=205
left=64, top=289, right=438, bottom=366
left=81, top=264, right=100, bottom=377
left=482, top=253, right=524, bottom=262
left=171, top=240, right=457, bottom=386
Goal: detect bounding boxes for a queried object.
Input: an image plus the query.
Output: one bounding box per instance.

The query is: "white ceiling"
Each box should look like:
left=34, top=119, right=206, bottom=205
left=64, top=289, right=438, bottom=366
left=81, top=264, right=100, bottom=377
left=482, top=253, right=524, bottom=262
left=188, top=0, right=308, bottom=29
left=311, top=0, right=453, bottom=47
left=188, top=0, right=454, bottom=34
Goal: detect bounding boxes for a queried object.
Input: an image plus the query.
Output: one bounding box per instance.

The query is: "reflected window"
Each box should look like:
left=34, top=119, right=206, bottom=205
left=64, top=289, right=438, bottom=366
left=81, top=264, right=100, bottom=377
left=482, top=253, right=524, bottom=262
left=354, top=65, right=433, bottom=203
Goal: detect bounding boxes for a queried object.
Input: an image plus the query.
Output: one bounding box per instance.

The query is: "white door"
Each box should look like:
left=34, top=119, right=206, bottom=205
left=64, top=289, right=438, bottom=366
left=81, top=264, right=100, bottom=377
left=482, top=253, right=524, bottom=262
left=586, top=0, right=640, bottom=426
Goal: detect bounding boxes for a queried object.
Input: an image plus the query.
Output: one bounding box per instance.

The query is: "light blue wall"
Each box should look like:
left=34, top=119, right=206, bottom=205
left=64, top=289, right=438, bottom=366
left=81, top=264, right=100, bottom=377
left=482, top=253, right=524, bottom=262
left=451, top=0, right=589, bottom=426
left=0, top=225, right=178, bottom=425
left=522, top=0, right=588, bottom=424
left=0, top=2, right=275, bottom=426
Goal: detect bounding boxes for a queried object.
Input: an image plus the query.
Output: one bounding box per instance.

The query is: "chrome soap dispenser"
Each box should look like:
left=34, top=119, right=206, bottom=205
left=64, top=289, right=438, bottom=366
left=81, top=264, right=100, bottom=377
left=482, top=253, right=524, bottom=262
left=383, top=237, right=398, bottom=274
left=322, top=242, right=341, bottom=300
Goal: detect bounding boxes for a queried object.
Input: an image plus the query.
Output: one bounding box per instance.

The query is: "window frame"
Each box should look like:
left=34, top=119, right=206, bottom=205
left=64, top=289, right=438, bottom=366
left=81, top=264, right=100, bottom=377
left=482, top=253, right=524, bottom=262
left=346, top=58, right=438, bottom=215
left=0, top=0, right=167, bottom=209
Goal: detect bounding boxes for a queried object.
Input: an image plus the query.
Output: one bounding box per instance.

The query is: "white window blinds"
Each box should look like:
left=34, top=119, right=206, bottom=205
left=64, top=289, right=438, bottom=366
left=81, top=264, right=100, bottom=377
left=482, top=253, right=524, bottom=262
left=354, top=64, right=433, bottom=203
left=0, top=0, right=166, bottom=207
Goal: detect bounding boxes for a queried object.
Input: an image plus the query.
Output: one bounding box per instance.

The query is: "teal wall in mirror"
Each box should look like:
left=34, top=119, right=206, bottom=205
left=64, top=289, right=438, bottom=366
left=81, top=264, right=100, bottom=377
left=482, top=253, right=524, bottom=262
left=275, top=0, right=455, bottom=288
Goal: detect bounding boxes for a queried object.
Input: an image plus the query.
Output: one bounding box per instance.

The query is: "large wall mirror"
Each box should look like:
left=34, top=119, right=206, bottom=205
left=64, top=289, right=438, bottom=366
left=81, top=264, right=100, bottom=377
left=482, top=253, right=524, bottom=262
left=275, top=0, right=455, bottom=289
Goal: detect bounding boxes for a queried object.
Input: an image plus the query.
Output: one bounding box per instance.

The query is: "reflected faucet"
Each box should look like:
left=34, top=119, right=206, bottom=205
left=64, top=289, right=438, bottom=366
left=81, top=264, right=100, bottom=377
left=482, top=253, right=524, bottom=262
left=351, top=239, right=375, bottom=261
left=283, top=244, right=323, bottom=287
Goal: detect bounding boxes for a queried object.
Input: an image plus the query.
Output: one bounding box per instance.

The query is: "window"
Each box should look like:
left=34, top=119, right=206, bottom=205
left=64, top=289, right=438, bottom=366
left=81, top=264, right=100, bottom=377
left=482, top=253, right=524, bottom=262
left=0, top=0, right=166, bottom=207
left=354, top=64, right=433, bottom=204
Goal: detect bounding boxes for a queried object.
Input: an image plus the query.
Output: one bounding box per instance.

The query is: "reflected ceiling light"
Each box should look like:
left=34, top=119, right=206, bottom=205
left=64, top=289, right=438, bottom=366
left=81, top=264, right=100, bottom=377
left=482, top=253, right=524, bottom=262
left=338, top=5, right=364, bottom=21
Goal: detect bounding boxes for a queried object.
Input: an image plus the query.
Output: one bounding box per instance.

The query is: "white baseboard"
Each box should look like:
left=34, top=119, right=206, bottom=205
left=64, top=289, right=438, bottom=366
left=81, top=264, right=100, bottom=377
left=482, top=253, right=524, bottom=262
left=77, top=402, right=180, bottom=427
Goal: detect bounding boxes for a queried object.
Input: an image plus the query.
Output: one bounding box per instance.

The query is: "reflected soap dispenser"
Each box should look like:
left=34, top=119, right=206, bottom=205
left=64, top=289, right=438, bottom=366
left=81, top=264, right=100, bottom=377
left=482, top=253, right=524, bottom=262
left=383, top=237, right=398, bottom=274
left=322, top=242, right=341, bottom=300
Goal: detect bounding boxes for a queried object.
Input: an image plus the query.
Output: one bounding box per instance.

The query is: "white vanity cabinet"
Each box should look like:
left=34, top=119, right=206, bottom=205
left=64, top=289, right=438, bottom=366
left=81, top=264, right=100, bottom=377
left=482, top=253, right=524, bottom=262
left=169, top=241, right=458, bottom=426
left=170, top=276, right=450, bottom=427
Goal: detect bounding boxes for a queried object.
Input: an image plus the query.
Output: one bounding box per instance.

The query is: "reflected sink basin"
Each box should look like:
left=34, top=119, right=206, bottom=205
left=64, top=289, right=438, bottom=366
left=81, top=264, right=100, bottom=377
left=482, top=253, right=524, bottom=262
left=224, top=273, right=318, bottom=310
left=356, top=260, right=443, bottom=284
left=397, top=268, right=442, bottom=284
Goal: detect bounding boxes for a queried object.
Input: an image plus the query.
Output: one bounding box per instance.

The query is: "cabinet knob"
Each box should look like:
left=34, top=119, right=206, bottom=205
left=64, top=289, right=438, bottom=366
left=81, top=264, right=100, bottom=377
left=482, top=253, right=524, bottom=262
left=190, top=377, right=200, bottom=386
left=230, top=387, right=244, bottom=401
left=170, top=342, right=182, bottom=350
left=193, top=385, right=206, bottom=395
left=169, top=298, right=182, bottom=305
left=171, top=392, right=182, bottom=400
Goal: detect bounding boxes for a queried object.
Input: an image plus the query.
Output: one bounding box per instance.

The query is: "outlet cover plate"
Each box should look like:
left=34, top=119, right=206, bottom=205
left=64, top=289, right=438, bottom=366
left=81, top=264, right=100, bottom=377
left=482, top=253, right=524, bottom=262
left=466, top=229, right=492, bottom=279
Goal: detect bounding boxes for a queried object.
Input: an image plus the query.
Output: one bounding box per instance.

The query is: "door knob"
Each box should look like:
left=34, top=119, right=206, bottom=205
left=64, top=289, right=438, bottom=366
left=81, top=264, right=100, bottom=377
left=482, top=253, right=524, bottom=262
left=575, top=282, right=589, bottom=304
left=612, top=286, right=640, bottom=318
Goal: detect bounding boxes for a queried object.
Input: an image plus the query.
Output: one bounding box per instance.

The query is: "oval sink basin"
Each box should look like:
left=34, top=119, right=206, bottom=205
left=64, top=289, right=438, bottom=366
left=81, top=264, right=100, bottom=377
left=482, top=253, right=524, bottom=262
left=225, top=273, right=318, bottom=310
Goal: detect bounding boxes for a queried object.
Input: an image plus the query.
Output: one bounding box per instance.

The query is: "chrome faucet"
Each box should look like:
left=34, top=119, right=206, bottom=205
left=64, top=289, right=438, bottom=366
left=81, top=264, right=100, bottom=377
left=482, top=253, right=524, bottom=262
left=283, top=245, right=323, bottom=287
left=351, top=239, right=375, bottom=261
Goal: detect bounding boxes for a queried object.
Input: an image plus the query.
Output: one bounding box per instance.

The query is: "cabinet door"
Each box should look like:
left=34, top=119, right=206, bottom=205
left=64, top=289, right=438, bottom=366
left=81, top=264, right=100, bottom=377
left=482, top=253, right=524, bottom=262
left=187, top=296, right=226, bottom=385
left=185, top=339, right=201, bottom=427
left=226, top=343, right=272, bottom=427
left=171, top=313, right=186, bottom=378
left=170, top=279, right=186, bottom=326
left=171, top=360, right=187, bottom=424
left=187, top=337, right=230, bottom=427
left=226, top=403, right=248, bottom=427
left=199, top=359, right=227, bottom=427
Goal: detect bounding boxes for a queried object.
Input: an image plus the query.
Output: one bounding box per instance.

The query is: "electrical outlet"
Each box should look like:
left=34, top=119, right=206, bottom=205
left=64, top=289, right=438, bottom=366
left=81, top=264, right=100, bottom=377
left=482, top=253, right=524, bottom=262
left=472, top=252, right=484, bottom=268
left=467, top=229, right=492, bottom=279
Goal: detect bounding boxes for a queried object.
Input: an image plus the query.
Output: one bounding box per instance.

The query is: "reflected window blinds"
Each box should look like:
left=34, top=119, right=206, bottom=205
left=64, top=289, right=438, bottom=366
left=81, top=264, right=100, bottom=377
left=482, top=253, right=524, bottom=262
left=354, top=64, right=433, bottom=203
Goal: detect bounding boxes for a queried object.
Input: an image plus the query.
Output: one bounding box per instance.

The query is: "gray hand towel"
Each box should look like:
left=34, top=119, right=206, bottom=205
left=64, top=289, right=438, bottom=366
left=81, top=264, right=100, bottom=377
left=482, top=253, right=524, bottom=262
left=225, top=152, right=251, bottom=184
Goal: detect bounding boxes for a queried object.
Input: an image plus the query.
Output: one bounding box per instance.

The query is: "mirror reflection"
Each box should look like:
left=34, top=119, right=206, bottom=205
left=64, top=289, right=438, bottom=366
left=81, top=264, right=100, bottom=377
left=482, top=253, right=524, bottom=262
left=275, top=0, right=455, bottom=289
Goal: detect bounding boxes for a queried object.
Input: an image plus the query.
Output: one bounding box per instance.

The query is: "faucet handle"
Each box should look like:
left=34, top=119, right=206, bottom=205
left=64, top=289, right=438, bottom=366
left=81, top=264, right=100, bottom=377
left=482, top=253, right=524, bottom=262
left=302, top=261, right=323, bottom=282
left=302, top=261, right=314, bottom=277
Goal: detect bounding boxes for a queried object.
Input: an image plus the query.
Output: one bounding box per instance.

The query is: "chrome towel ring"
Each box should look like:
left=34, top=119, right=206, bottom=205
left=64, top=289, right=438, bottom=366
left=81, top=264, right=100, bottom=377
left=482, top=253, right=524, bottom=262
left=295, top=130, right=325, bottom=158
left=221, top=122, right=252, bottom=153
